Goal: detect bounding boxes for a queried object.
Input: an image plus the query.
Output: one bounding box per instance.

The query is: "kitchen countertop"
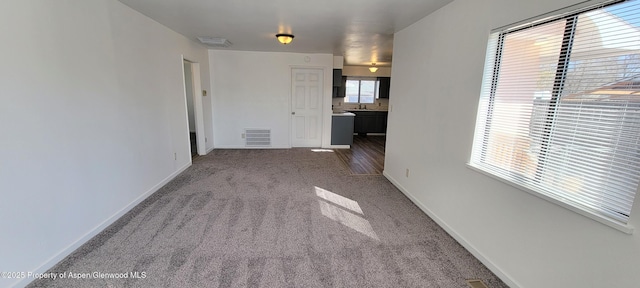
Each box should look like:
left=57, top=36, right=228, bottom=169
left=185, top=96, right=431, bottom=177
left=332, top=111, right=356, bottom=116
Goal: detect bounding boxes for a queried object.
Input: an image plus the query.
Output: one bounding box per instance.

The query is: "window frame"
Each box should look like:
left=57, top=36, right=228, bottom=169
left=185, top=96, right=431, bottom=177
left=344, top=77, right=380, bottom=104
left=468, top=0, right=639, bottom=233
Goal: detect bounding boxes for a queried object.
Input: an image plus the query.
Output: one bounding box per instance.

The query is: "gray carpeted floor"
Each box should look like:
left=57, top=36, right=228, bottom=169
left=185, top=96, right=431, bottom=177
left=28, top=149, right=507, bottom=288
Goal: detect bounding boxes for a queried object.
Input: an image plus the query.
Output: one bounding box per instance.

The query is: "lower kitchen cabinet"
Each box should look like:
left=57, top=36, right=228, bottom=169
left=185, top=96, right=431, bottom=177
left=331, top=114, right=354, bottom=145
left=376, top=111, right=388, bottom=132
left=351, top=111, right=388, bottom=134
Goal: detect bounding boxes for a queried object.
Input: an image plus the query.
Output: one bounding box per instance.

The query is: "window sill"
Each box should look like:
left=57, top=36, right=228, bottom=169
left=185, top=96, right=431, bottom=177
left=466, top=163, right=635, bottom=235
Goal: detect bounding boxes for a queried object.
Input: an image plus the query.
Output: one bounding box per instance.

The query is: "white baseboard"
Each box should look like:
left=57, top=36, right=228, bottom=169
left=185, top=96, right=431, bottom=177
left=15, top=162, right=192, bottom=288
left=382, top=170, right=522, bottom=288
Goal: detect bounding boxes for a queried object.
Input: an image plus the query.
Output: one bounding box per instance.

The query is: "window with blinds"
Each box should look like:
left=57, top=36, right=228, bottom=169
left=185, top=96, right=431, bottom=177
left=470, top=0, right=640, bottom=230
left=345, top=78, right=379, bottom=104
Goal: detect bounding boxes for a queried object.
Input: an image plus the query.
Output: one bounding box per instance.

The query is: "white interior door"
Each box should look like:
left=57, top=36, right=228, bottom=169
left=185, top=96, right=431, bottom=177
left=291, top=68, right=323, bottom=147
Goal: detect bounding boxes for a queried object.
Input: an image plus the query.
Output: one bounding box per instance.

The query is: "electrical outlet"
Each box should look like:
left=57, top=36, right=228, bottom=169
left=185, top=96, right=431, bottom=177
left=406, top=168, right=410, bottom=178
left=241, top=133, right=245, bottom=139
left=174, top=153, right=177, bottom=160
left=205, top=137, right=207, bottom=142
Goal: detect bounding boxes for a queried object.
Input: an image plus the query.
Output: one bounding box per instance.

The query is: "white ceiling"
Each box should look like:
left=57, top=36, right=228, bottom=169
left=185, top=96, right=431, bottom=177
left=118, top=0, right=453, bottom=67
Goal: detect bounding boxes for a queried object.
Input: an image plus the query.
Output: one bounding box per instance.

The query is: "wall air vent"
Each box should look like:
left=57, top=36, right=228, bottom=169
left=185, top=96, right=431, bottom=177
left=245, top=129, right=271, bottom=147
left=197, top=37, right=232, bottom=48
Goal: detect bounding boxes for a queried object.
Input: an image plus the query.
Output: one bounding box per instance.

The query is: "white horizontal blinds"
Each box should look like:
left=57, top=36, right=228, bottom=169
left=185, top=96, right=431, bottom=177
left=471, top=33, right=499, bottom=160
left=543, top=1, right=640, bottom=222
left=483, top=21, right=566, bottom=179
left=470, top=0, right=640, bottom=224
left=471, top=21, right=567, bottom=183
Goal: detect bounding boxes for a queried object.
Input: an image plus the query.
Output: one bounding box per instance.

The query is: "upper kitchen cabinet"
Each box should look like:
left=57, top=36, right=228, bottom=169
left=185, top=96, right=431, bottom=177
left=378, top=77, right=391, bottom=99
left=332, top=69, right=345, bottom=98
left=333, top=69, right=342, bottom=87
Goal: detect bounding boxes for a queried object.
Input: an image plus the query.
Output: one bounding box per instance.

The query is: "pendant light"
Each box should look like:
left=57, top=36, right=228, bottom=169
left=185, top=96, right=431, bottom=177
left=369, top=63, right=378, bottom=73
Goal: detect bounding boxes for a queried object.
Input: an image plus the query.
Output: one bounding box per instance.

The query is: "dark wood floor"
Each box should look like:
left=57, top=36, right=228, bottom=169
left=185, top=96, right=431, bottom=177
left=190, top=132, right=197, bottom=157
left=334, top=135, right=386, bottom=175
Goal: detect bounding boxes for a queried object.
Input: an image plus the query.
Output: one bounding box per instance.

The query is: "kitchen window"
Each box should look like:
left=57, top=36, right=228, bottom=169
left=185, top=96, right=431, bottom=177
left=345, top=78, right=379, bottom=103
left=469, top=0, right=640, bottom=231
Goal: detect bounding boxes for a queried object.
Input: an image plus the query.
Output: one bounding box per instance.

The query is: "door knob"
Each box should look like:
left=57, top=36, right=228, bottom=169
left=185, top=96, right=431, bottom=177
left=291, top=112, right=296, bottom=115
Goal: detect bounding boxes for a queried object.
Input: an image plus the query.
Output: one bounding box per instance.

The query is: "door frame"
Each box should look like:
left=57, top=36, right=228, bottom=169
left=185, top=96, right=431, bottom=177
left=182, top=57, right=206, bottom=156
left=290, top=66, right=326, bottom=148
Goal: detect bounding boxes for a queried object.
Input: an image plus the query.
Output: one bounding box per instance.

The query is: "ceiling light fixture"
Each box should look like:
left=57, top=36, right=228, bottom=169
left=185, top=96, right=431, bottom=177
left=276, top=33, right=294, bottom=45
left=369, top=63, right=378, bottom=73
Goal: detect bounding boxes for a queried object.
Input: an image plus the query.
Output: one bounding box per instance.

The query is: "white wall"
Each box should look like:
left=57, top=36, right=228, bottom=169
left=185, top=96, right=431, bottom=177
left=0, top=1, right=211, bottom=287
left=209, top=50, right=334, bottom=148
left=333, top=56, right=344, bottom=69
left=385, top=0, right=640, bottom=287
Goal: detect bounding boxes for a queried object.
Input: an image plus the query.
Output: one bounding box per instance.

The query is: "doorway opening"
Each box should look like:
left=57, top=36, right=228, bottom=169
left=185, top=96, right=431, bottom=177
left=182, top=58, right=206, bottom=158
left=184, top=60, right=197, bottom=157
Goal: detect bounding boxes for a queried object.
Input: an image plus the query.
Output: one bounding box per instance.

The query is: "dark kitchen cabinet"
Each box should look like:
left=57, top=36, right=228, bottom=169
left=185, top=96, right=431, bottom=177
left=378, top=77, right=391, bottom=99
left=331, top=69, right=344, bottom=98
left=359, top=112, right=377, bottom=133
left=332, top=73, right=347, bottom=98
left=376, top=111, right=388, bottom=132
left=351, top=111, right=388, bottom=134
left=353, top=115, right=363, bottom=133
left=331, top=115, right=354, bottom=145
left=333, top=69, right=342, bottom=87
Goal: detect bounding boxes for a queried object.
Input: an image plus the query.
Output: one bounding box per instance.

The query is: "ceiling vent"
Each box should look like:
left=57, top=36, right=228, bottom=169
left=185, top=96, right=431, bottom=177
left=197, top=37, right=232, bottom=48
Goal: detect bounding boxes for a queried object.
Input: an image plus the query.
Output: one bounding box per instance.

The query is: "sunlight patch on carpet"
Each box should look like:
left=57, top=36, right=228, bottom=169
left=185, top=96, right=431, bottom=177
left=315, top=186, right=378, bottom=240
left=315, top=186, right=363, bottom=214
